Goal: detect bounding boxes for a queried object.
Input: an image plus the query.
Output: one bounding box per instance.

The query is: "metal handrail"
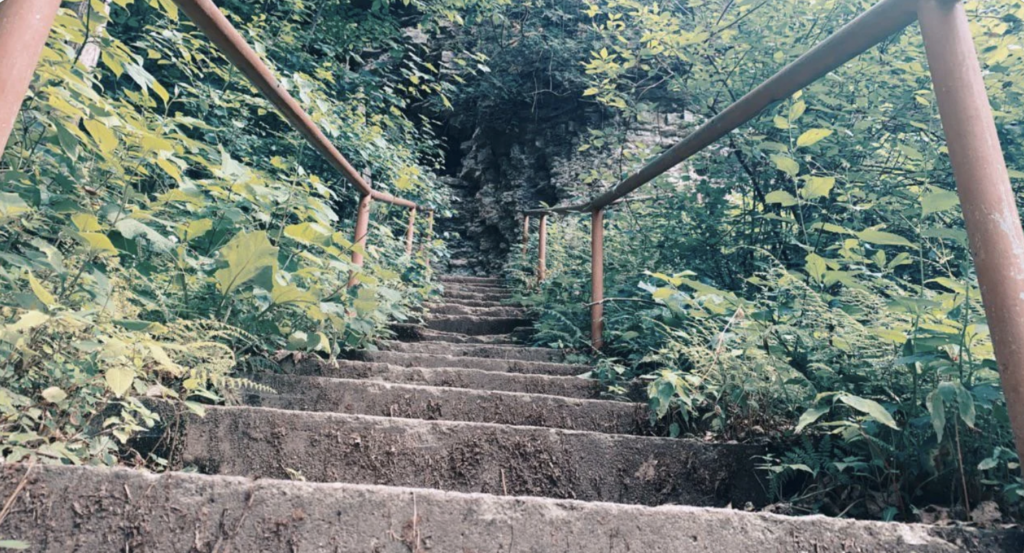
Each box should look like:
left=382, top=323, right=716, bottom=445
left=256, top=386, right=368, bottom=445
left=524, top=0, right=918, bottom=217
left=520, top=0, right=1024, bottom=467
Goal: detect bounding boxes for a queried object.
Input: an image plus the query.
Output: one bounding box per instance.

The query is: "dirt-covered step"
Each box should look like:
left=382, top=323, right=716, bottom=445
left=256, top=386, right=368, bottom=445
left=443, top=284, right=510, bottom=295
left=8, top=465, right=1020, bottom=553
left=425, top=302, right=527, bottom=318
left=246, top=374, right=644, bottom=434
left=441, top=289, right=512, bottom=302
left=353, top=350, right=588, bottom=376
left=280, top=355, right=612, bottom=399
left=423, top=314, right=530, bottom=335
left=155, top=404, right=766, bottom=508
left=428, top=297, right=510, bottom=309
left=390, top=324, right=522, bottom=344
left=378, top=340, right=564, bottom=363
left=439, top=275, right=504, bottom=285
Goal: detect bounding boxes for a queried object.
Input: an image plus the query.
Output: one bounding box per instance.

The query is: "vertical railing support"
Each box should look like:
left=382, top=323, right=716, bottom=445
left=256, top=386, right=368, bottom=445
left=538, top=214, right=548, bottom=283
left=919, top=0, right=1024, bottom=463
left=522, top=215, right=531, bottom=256
left=405, top=207, right=417, bottom=256
left=591, top=208, right=605, bottom=351
left=0, top=0, right=63, bottom=158
left=348, top=193, right=372, bottom=287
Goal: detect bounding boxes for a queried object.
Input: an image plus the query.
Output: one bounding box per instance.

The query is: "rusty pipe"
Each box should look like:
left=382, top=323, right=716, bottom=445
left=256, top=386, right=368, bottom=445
left=591, top=208, right=605, bottom=351
left=0, top=0, right=63, bottom=159
left=919, top=0, right=1024, bottom=465
left=538, top=214, right=548, bottom=283
left=405, top=207, right=417, bottom=256
left=523, top=0, right=920, bottom=217
left=348, top=193, right=372, bottom=287
left=172, top=0, right=418, bottom=210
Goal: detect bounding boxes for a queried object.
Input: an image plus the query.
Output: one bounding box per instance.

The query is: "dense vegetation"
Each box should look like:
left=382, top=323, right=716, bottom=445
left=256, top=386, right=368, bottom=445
left=4, top=0, right=1024, bottom=526
left=0, top=0, right=508, bottom=466
left=497, top=0, right=1024, bottom=522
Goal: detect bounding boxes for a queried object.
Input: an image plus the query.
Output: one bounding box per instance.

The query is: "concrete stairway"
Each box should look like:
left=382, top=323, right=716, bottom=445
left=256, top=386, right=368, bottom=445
left=2, top=275, right=1020, bottom=551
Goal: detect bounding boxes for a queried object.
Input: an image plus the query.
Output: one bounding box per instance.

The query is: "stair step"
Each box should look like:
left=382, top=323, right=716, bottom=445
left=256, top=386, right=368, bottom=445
left=247, top=374, right=643, bottom=434
left=440, top=275, right=503, bottom=284
left=354, top=350, right=588, bottom=376
left=442, top=289, right=512, bottom=302
left=280, top=355, right=609, bottom=399
left=391, top=324, right=522, bottom=344
left=431, top=298, right=511, bottom=309
left=425, top=315, right=530, bottom=335
left=425, top=303, right=527, bottom=317
left=443, top=283, right=509, bottom=294
left=16, top=465, right=1017, bottom=553
left=378, top=340, right=564, bottom=363
left=158, top=404, right=767, bottom=507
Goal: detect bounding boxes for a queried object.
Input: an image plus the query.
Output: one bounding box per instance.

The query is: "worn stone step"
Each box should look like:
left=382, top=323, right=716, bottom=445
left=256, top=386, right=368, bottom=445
left=280, top=355, right=609, bottom=399
left=442, top=289, right=512, bottom=302
left=247, top=374, right=643, bottom=434
left=354, top=350, right=588, bottom=376
left=378, top=340, right=564, bottom=363
left=425, top=314, right=530, bottom=335
left=429, top=298, right=510, bottom=309
left=440, top=274, right=503, bottom=284
left=13, top=465, right=1017, bottom=553
left=426, top=302, right=527, bottom=318
left=157, top=404, right=766, bottom=507
left=391, top=324, right=522, bottom=344
left=444, top=283, right=509, bottom=294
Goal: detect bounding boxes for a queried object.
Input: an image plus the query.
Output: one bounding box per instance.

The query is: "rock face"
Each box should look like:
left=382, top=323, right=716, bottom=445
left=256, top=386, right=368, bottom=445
left=2, top=274, right=1021, bottom=551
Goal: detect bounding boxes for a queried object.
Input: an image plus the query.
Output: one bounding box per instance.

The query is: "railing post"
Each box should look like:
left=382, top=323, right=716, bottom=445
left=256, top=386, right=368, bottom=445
left=348, top=193, right=372, bottom=287
left=591, top=208, right=605, bottom=350
left=405, top=207, right=417, bottom=256
left=0, top=0, right=63, bottom=159
left=919, top=0, right=1024, bottom=464
left=537, top=214, right=548, bottom=283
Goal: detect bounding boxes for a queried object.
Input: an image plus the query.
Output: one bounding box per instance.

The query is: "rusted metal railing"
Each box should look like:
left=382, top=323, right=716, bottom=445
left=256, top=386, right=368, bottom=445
left=0, top=0, right=429, bottom=285
left=523, top=0, right=1024, bottom=464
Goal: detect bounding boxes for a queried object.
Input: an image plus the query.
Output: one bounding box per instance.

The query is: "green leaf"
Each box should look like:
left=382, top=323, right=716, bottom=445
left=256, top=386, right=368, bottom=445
left=27, top=272, right=57, bottom=309
left=652, top=288, right=675, bottom=300
left=921, top=190, right=960, bottom=215
left=214, top=231, right=279, bottom=295
left=953, top=382, right=976, bottom=428
left=284, top=223, right=331, bottom=247
left=0, top=193, right=30, bottom=219
left=79, top=232, right=118, bottom=254
left=765, top=190, right=798, bottom=207
left=805, top=253, right=827, bottom=284
left=105, top=367, right=135, bottom=398
left=42, top=386, right=67, bottom=404
left=927, top=389, right=946, bottom=443
left=838, top=394, right=899, bottom=430
left=789, top=100, right=807, bottom=121
left=83, top=119, right=119, bottom=154
left=178, top=219, right=213, bottom=241
left=857, top=229, right=917, bottom=249
left=801, top=176, right=835, bottom=200
left=270, top=283, right=317, bottom=306
left=795, top=405, right=830, bottom=433
left=796, top=128, right=833, bottom=148
left=978, top=457, right=999, bottom=471
left=0, top=541, right=30, bottom=551
left=771, top=155, right=800, bottom=177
